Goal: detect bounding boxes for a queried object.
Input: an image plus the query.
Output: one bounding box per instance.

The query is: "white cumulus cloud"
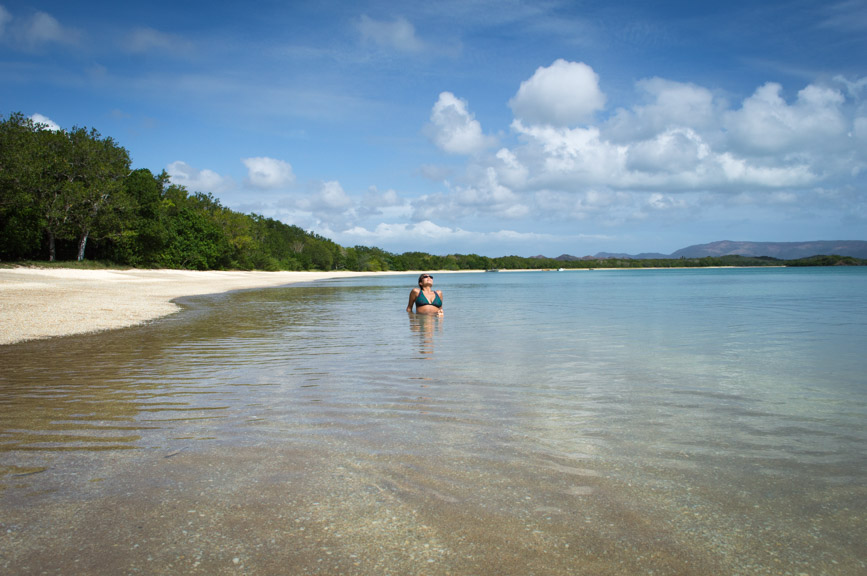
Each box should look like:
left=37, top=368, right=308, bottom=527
left=412, top=167, right=529, bottom=223
left=348, top=220, right=460, bottom=240
left=313, top=180, right=352, bottom=210
left=500, top=74, right=859, bottom=196
left=359, top=186, right=413, bottom=219
left=339, top=221, right=473, bottom=250
left=724, top=82, right=847, bottom=154
left=242, top=157, right=295, bottom=189
left=363, top=186, right=404, bottom=207
left=29, top=113, right=60, bottom=131
left=337, top=220, right=569, bottom=256
left=166, top=161, right=234, bottom=194
left=604, top=78, right=719, bottom=143
left=425, top=70, right=867, bottom=234
left=509, top=120, right=625, bottom=187
left=494, top=148, right=529, bottom=188
left=426, top=91, right=496, bottom=155
left=625, top=128, right=710, bottom=174
left=278, top=181, right=356, bottom=232
left=509, top=59, right=606, bottom=126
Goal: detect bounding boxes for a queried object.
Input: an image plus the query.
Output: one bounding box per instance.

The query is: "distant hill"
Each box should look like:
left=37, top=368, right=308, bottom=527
left=554, top=254, right=588, bottom=261
left=532, top=254, right=591, bottom=261
left=539, top=240, right=867, bottom=261
left=593, top=251, right=670, bottom=260
left=669, top=240, right=867, bottom=260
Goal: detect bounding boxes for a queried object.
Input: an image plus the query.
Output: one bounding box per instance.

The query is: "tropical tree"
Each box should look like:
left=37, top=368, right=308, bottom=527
left=0, top=114, right=132, bottom=261
left=0, top=113, right=45, bottom=258
left=63, top=127, right=131, bottom=260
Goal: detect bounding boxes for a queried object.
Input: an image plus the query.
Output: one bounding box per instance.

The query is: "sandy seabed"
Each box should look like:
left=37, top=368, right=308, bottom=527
left=0, top=267, right=412, bottom=346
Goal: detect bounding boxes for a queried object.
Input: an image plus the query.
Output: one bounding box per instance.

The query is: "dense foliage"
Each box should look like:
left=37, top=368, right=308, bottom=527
left=2, top=113, right=863, bottom=270
left=1, top=113, right=345, bottom=270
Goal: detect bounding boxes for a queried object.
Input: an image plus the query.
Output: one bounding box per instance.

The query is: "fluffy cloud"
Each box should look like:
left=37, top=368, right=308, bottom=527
left=509, top=60, right=606, bottom=126
left=357, top=15, right=423, bottom=53
left=166, top=161, right=234, bottom=194
left=359, top=186, right=413, bottom=219
left=426, top=92, right=496, bottom=155
left=493, top=148, right=529, bottom=189
left=417, top=70, right=867, bottom=237
left=504, top=117, right=820, bottom=194
left=343, top=220, right=468, bottom=243
left=508, top=121, right=625, bottom=187
left=311, top=180, right=352, bottom=210
left=724, top=83, right=847, bottom=154
left=604, top=78, right=719, bottom=142
left=337, top=220, right=573, bottom=255
left=29, top=113, right=60, bottom=131
left=276, top=181, right=357, bottom=232
left=625, top=128, right=710, bottom=174
left=532, top=188, right=636, bottom=223
left=242, top=157, right=295, bottom=189
left=413, top=167, right=529, bottom=222
left=509, top=74, right=860, bottom=192
left=363, top=186, right=404, bottom=207
left=714, top=153, right=817, bottom=188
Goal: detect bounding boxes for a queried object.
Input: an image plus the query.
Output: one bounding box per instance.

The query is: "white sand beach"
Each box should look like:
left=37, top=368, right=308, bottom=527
left=0, top=268, right=406, bottom=345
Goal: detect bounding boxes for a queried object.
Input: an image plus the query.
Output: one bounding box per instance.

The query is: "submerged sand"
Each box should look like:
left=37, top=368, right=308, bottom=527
left=0, top=267, right=406, bottom=345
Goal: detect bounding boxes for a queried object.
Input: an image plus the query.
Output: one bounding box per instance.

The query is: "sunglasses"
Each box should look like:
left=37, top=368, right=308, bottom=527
left=420, top=275, right=433, bottom=279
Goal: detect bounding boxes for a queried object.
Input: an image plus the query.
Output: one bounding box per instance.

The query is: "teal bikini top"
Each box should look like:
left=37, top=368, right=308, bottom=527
left=416, top=290, right=442, bottom=307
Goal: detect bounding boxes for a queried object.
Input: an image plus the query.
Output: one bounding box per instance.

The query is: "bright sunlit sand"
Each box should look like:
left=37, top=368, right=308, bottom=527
left=0, top=267, right=421, bottom=345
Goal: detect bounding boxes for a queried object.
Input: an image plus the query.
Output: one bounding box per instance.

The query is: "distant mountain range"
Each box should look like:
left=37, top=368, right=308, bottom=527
left=538, top=240, right=867, bottom=261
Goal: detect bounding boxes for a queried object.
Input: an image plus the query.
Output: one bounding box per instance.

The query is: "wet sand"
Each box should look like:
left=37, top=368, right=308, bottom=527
left=0, top=267, right=412, bottom=345
left=1, top=444, right=724, bottom=576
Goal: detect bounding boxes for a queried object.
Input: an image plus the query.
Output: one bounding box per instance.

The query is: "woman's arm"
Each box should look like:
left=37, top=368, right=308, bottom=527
left=407, top=288, right=419, bottom=312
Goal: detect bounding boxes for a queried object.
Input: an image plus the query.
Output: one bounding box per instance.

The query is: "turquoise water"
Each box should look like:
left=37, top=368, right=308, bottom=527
left=1, top=267, right=865, bottom=574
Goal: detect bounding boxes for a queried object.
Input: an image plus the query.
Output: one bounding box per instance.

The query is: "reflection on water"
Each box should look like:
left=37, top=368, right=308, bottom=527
left=407, top=312, right=442, bottom=357
left=1, top=271, right=866, bottom=575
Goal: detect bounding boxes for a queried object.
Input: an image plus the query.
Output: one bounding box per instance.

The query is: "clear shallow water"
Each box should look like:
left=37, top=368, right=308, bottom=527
left=1, top=268, right=865, bottom=575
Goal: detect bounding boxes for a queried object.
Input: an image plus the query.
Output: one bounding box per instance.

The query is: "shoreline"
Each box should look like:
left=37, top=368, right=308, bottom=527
left=0, top=265, right=786, bottom=346
left=0, top=267, right=424, bottom=346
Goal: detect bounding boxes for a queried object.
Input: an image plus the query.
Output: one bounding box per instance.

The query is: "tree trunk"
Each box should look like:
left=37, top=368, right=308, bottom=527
left=77, top=231, right=88, bottom=261
left=48, top=230, right=56, bottom=261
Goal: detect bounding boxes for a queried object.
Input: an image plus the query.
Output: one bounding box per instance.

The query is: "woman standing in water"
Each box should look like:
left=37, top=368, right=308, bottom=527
left=407, top=273, right=444, bottom=315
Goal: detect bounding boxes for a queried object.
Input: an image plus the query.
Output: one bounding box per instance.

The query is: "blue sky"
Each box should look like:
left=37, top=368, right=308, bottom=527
left=2, top=0, right=866, bottom=256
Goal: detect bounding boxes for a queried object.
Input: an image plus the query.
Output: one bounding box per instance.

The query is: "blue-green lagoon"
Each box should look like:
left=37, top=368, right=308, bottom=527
left=1, top=268, right=865, bottom=574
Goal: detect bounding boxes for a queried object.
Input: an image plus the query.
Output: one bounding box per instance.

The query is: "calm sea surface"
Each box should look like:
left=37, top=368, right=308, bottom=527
left=2, top=268, right=866, bottom=575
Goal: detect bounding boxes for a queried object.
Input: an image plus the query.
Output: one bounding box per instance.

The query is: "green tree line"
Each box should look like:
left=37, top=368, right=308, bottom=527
left=2, top=113, right=863, bottom=271
left=0, top=113, right=346, bottom=270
